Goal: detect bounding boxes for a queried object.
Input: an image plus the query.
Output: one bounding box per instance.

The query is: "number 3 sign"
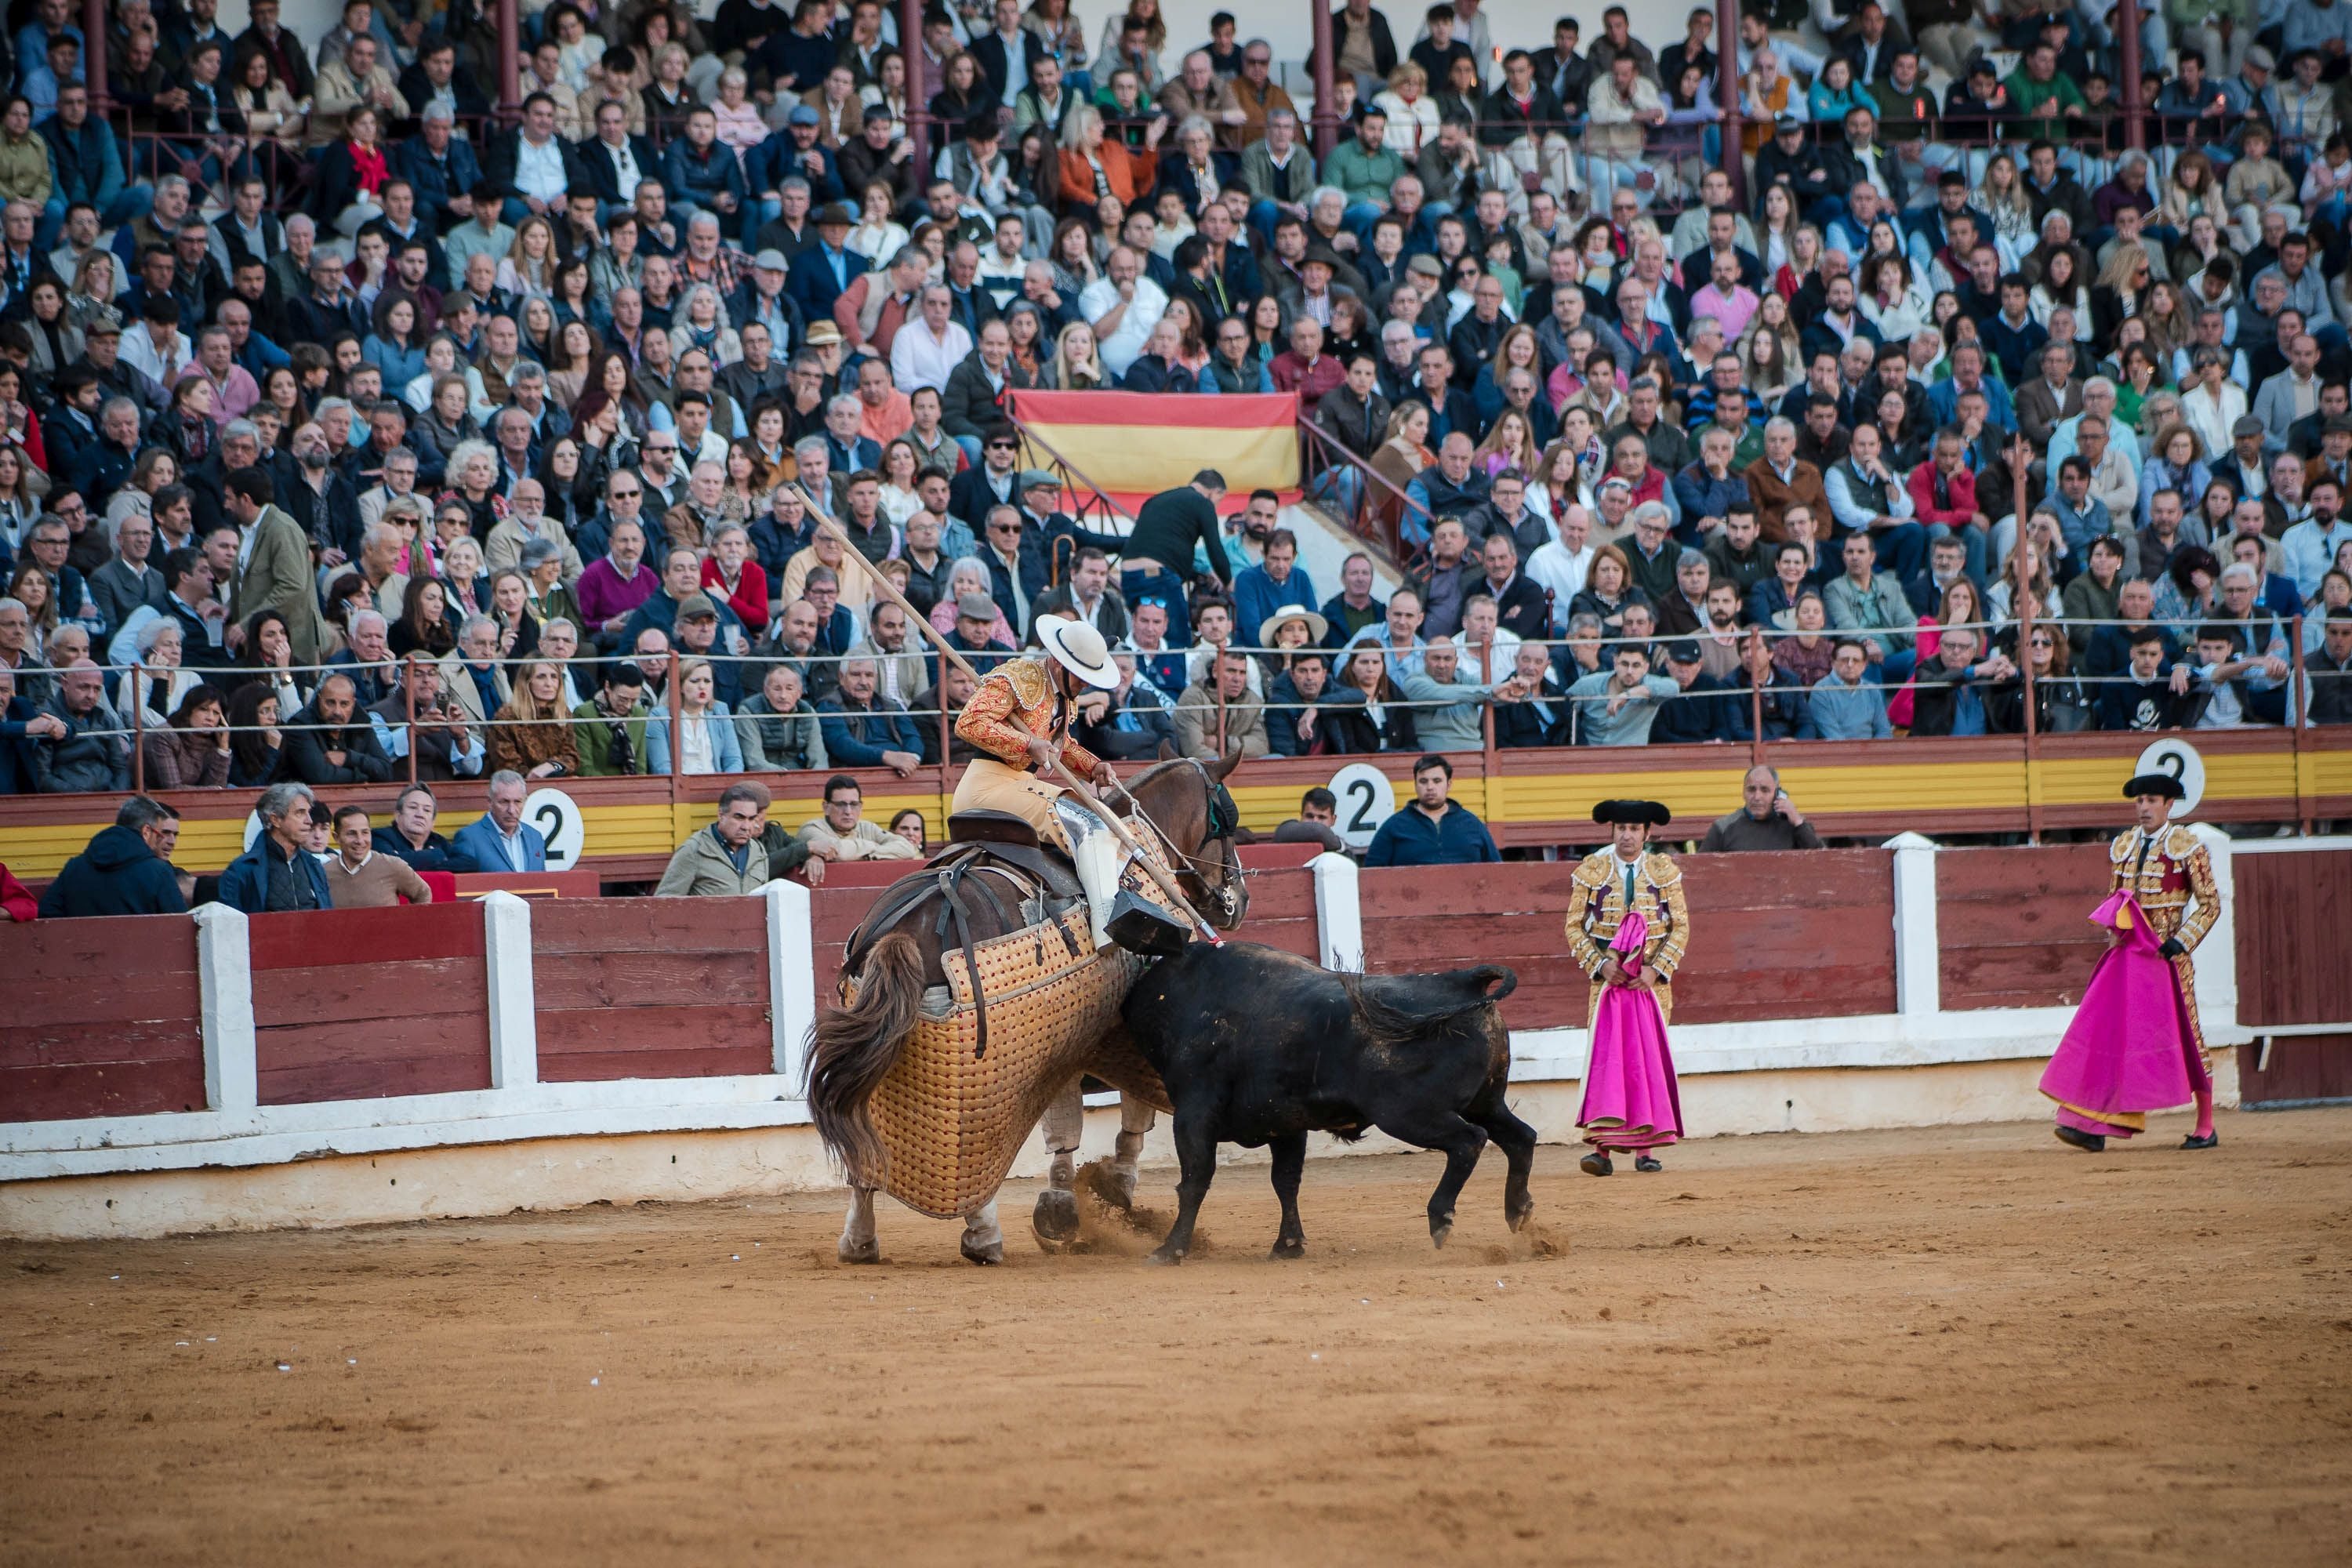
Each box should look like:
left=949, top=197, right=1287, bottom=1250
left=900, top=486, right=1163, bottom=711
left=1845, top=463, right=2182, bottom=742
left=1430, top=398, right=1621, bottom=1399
left=1326, top=762, right=1397, bottom=849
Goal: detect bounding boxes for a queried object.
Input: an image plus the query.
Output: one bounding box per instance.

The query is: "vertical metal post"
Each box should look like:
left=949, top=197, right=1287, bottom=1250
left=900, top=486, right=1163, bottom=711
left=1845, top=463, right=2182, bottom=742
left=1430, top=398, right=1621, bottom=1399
left=1481, top=699, right=1499, bottom=827
left=2013, top=441, right=2040, bottom=846
left=1749, top=662, right=1766, bottom=765
left=131, top=661, right=145, bottom=793
left=2117, top=0, right=2147, bottom=154
left=1310, top=0, right=1339, bottom=159
left=497, top=0, right=522, bottom=125
left=666, top=648, right=684, bottom=803
left=82, top=0, right=108, bottom=111
left=2291, top=613, right=2310, bottom=834
left=405, top=662, right=419, bottom=786
left=902, top=0, right=930, bottom=176
left=1716, top=0, right=1745, bottom=207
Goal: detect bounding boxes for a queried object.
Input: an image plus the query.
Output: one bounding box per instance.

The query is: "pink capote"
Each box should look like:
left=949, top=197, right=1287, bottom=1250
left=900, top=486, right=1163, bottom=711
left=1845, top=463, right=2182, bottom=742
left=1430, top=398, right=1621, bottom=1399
left=1577, top=911, right=1683, bottom=1150
left=2039, top=891, right=2209, bottom=1139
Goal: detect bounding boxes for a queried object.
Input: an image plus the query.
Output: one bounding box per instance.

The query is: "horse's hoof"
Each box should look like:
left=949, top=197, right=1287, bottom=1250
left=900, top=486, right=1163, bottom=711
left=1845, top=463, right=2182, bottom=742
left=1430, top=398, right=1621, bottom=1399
left=1033, top=1189, right=1080, bottom=1243
left=1144, top=1246, right=1185, bottom=1267
left=1269, top=1236, right=1305, bottom=1260
left=960, top=1238, right=1004, bottom=1266
left=1430, top=1216, right=1454, bottom=1250
left=1505, top=1199, right=1534, bottom=1232
left=838, top=1237, right=881, bottom=1265
left=1105, top=1164, right=1139, bottom=1211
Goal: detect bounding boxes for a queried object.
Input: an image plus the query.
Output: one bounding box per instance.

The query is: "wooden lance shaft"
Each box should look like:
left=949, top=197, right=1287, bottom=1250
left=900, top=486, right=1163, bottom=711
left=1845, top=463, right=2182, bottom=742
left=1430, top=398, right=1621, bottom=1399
left=799, top=492, right=1224, bottom=944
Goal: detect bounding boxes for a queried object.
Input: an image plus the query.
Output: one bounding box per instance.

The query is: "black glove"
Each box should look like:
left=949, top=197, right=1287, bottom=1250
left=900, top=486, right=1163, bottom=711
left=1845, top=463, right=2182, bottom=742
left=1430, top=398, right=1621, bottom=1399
left=2158, top=936, right=2186, bottom=960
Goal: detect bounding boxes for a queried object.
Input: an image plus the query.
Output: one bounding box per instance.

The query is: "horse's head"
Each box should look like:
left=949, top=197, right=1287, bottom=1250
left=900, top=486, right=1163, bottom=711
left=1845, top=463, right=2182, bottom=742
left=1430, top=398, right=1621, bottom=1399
left=1130, top=750, right=1250, bottom=932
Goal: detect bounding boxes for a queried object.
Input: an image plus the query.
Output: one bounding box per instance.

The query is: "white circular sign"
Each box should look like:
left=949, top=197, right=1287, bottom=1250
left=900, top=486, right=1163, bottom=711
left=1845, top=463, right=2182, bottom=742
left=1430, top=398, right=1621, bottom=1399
left=242, top=808, right=263, bottom=850
left=2133, top=738, right=2205, bottom=818
left=1327, top=762, right=1396, bottom=849
left=524, top=786, right=585, bottom=869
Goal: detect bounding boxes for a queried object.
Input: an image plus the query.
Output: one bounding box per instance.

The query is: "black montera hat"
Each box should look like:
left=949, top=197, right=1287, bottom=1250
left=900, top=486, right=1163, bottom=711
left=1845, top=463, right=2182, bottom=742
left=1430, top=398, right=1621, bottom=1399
left=1592, top=799, right=1672, bottom=826
left=2122, top=773, right=2186, bottom=801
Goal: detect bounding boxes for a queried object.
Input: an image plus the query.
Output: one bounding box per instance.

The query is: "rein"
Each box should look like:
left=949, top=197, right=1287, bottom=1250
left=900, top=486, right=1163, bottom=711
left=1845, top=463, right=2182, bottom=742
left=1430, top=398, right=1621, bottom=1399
left=1122, top=759, right=1246, bottom=924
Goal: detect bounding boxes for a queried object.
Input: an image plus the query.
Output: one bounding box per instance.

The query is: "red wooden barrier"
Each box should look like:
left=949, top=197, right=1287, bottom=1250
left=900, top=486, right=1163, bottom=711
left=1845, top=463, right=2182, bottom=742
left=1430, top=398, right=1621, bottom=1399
left=248, top=903, right=492, bottom=1105
left=2232, top=850, right=2352, bottom=1029
left=0, top=915, right=204, bottom=1120
left=1357, top=851, right=1899, bottom=1031
left=1936, top=844, right=2113, bottom=1011
left=532, top=898, right=771, bottom=1081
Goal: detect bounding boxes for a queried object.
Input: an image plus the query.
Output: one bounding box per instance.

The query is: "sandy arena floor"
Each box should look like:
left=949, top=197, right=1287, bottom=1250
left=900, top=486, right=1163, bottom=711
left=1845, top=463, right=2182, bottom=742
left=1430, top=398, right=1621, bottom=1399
left=2, top=1109, right=2349, bottom=1566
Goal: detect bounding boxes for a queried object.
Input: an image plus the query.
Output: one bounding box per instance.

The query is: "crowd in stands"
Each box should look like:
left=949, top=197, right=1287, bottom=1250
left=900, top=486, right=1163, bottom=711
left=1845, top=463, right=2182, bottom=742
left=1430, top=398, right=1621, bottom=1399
left=5, top=0, right=2352, bottom=871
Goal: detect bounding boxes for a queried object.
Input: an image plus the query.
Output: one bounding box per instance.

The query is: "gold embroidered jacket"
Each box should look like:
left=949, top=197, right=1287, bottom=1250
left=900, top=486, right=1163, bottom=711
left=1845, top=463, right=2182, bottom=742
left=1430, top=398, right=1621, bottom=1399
left=1565, top=847, right=1690, bottom=1022
left=954, top=656, right=1103, bottom=779
left=2108, top=822, right=2218, bottom=1054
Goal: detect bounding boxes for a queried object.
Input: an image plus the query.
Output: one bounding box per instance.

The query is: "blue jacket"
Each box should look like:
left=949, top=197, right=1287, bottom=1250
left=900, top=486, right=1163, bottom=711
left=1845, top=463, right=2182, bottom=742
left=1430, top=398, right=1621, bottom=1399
left=644, top=709, right=746, bottom=775
left=661, top=136, right=750, bottom=211
left=394, top=134, right=484, bottom=220
left=1231, top=563, right=1322, bottom=651
left=745, top=132, right=843, bottom=205
left=217, top=840, right=335, bottom=913
left=450, top=815, right=550, bottom=873
left=1365, top=801, right=1501, bottom=866
left=786, top=240, right=867, bottom=324
left=36, top=824, right=187, bottom=917
left=39, top=116, right=125, bottom=210
left=815, top=696, right=920, bottom=766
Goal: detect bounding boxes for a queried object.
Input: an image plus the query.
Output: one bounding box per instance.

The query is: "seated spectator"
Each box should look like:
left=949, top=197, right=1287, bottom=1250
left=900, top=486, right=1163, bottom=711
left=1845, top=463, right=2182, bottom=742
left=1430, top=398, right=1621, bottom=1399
left=217, top=782, right=332, bottom=913
left=450, top=771, right=550, bottom=873
left=1699, top=766, right=1825, bottom=851
left=372, top=783, right=479, bottom=873
left=573, top=661, right=652, bottom=777
left=646, top=657, right=745, bottom=775
left=279, top=672, right=394, bottom=785
left=1397, top=636, right=1519, bottom=750
left=437, top=615, right=515, bottom=726
left=1824, top=530, right=1921, bottom=678
left=1566, top=641, right=1678, bottom=746
left=1907, top=626, right=2017, bottom=736
left=1073, top=645, right=1176, bottom=759
left=1648, top=638, right=1740, bottom=744
left=2306, top=612, right=2352, bottom=725
left=1491, top=639, right=1571, bottom=747
left=1269, top=786, right=1348, bottom=855
left=140, top=684, right=232, bottom=789
left=32, top=659, right=129, bottom=793
left=1364, top=753, right=1500, bottom=866
left=816, top=655, right=922, bottom=775
left=911, top=664, right=984, bottom=766
left=368, top=654, right=487, bottom=782
left=737, top=663, right=828, bottom=771
left=1264, top=648, right=1336, bottom=757
left=322, top=805, right=432, bottom=908
left=2182, top=622, right=2290, bottom=728
left=658, top=780, right=776, bottom=896
left=797, top=773, right=919, bottom=862
left=1809, top=638, right=1894, bottom=740
left=1322, top=644, right=1421, bottom=753
left=1174, top=647, right=1269, bottom=758
left=488, top=659, right=582, bottom=780
left=35, top=796, right=187, bottom=917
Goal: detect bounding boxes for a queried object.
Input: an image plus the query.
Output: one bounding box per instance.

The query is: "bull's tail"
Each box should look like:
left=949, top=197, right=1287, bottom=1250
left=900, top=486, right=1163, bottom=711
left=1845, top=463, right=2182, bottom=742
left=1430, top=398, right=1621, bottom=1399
left=804, top=931, right=926, bottom=1185
left=1344, top=964, right=1518, bottom=1048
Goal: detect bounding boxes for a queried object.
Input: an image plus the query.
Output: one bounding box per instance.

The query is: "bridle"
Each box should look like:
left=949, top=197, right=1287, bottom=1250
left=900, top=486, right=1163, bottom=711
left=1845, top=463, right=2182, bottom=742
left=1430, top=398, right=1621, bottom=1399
left=1125, top=757, right=1247, bottom=930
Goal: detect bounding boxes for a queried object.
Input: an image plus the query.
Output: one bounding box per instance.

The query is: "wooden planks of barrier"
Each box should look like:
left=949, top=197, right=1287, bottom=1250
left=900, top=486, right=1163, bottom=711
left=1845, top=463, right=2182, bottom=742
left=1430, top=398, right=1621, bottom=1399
left=0, top=916, right=205, bottom=1120
left=248, top=904, right=492, bottom=1105
left=2232, top=850, right=2352, bottom=1030
left=1935, top=844, right=2114, bottom=1011
left=532, top=898, right=771, bottom=1081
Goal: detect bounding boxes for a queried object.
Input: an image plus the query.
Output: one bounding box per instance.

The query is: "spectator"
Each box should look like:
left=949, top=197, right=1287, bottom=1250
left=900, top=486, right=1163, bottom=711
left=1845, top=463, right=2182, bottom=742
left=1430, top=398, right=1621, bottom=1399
left=737, top=663, right=827, bottom=771
left=488, top=659, right=582, bottom=780
left=451, top=771, right=549, bottom=873
left=1567, top=641, right=1679, bottom=746
left=32, top=659, right=129, bottom=793
left=797, top=773, right=919, bottom=861
left=217, top=781, right=332, bottom=912
left=1364, top=753, right=1499, bottom=866
left=321, top=804, right=431, bottom=907
left=1174, top=646, right=1269, bottom=757
left=658, top=779, right=777, bottom=895
left=1648, top=639, right=1739, bottom=744
left=816, top=655, right=922, bottom=775
left=1908, top=626, right=2017, bottom=736
left=573, top=662, right=652, bottom=776
left=1824, top=530, right=1921, bottom=675
left=372, top=783, right=477, bottom=873
left=1700, top=765, right=1824, bottom=851
left=280, top=672, right=393, bottom=785
left=1809, top=637, right=1894, bottom=739
left=140, top=684, right=232, bottom=789
left=2306, top=611, right=2352, bottom=724
left=36, top=795, right=187, bottom=916
left=646, top=657, right=746, bottom=775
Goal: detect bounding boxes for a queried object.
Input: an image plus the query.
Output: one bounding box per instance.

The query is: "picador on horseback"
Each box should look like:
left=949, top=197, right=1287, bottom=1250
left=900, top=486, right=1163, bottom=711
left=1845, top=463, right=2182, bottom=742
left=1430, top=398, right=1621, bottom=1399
left=804, top=569, right=1250, bottom=1265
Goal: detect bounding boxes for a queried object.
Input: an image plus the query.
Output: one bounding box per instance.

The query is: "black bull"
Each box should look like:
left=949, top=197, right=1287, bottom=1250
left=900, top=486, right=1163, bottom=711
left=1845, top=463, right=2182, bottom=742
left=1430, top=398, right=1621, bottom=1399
left=1119, top=943, right=1537, bottom=1264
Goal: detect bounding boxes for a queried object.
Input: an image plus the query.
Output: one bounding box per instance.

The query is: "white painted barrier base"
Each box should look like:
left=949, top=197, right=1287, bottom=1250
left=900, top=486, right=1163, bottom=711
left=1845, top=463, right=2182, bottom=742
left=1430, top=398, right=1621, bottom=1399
left=0, top=1051, right=2241, bottom=1242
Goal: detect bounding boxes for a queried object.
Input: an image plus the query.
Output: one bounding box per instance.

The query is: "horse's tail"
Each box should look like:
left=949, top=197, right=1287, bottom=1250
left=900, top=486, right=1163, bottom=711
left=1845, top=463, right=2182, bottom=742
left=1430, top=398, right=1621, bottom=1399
left=804, top=931, right=926, bottom=1186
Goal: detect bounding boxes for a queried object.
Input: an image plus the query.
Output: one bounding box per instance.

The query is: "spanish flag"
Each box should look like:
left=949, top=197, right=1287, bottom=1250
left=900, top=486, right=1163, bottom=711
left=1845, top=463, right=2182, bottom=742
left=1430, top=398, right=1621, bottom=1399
left=1007, top=391, right=1300, bottom=502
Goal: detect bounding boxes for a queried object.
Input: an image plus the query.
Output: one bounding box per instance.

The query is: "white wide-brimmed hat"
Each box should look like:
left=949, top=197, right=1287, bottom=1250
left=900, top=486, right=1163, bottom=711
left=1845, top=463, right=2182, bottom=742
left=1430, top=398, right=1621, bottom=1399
left=1033, top=613, right=1120, bottom=690
left=1258, top=604, right=1330, bottom=646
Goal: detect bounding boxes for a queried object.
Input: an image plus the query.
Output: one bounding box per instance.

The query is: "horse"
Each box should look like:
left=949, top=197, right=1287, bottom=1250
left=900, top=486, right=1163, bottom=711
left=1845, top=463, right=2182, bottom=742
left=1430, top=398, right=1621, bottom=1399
left=807, top=753, right=1251, bottom=1263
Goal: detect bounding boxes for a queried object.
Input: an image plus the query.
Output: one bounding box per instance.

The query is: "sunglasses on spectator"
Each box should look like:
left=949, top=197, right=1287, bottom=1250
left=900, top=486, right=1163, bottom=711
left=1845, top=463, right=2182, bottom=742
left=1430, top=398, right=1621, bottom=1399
left=987, top=440, right=1018, bottom=450
left=989, top=522, right=1022, bottom=533
left=612, top=485, right=642, bottom=497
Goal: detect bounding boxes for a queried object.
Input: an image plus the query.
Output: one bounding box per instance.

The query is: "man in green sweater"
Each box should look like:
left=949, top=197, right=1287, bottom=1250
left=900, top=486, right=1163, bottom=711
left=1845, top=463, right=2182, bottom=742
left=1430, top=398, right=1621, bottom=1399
left=2003, top=42, right=2085, bottom=143
left=1326, top=108, right=1407, bottom=230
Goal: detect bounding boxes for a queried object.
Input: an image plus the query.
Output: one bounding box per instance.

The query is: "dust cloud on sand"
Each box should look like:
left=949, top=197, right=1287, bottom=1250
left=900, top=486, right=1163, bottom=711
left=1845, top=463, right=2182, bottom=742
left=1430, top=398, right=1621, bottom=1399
left=3, top=1112, right=2349, bottom=1566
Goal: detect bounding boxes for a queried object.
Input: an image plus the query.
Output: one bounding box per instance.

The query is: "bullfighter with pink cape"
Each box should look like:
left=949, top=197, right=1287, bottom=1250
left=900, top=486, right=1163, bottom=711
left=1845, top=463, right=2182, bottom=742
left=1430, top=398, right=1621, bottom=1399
left=2040, top=773, right=2223, bottom=1153
left=1566, top=800, right=1690, bottom=1177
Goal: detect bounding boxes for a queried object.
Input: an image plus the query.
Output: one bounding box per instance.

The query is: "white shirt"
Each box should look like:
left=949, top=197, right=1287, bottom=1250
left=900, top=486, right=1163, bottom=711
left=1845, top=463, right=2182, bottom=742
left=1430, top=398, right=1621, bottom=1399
left=1077, top=274, right=1167, bottom=379
left=600, top=133, right=642, bottom=194
left=514, top=133, right=570, bottom=204
left=122, top=328, right=193, bottom=386
left=491, top=823, right=531, bottom=869
left=887, top=318, right=974, bottom=394
left=1526, top=539, right=1595, bottom=627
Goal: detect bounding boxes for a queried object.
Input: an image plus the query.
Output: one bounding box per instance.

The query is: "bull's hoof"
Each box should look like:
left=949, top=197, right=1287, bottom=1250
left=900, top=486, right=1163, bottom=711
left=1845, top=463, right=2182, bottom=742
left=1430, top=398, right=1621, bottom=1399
left=838, top=1236, right=882, bottom=1265
left=1429, top=1214, right=1454, bottom=1250
left=1269, top=1236, right=1305, bottom=1260
left=1033, top=1189, right=1081, bottom=1244
left=1505, top=1197, right=1534, bottom=1232
left=1145, top=1244, right=1185, bottom=1266
left=960, top=1236, right=1004, bottom=1265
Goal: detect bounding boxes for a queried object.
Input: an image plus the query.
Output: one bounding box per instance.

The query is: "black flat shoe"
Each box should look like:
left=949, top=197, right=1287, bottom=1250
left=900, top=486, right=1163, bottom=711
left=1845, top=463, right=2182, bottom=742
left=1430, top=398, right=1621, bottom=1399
left=2054, top=1124, right=2107, bottom=1153
left=2180, top=1131, right=2219, bottom=1150
left=1634, top=1155, right=1662, bottom=1173
left=1579, top=1151, right=1614, bottom=1177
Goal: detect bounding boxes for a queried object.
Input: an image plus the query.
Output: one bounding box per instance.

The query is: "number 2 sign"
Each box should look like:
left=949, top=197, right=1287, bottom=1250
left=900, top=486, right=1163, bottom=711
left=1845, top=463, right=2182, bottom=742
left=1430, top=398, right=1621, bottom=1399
left=1326, top=762, right=1397, bottom=849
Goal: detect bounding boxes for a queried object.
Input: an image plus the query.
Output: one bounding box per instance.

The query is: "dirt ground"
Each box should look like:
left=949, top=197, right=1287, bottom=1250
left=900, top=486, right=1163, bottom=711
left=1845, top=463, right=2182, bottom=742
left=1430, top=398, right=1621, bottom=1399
left=2, top=1111, right=2350, bottom=1568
